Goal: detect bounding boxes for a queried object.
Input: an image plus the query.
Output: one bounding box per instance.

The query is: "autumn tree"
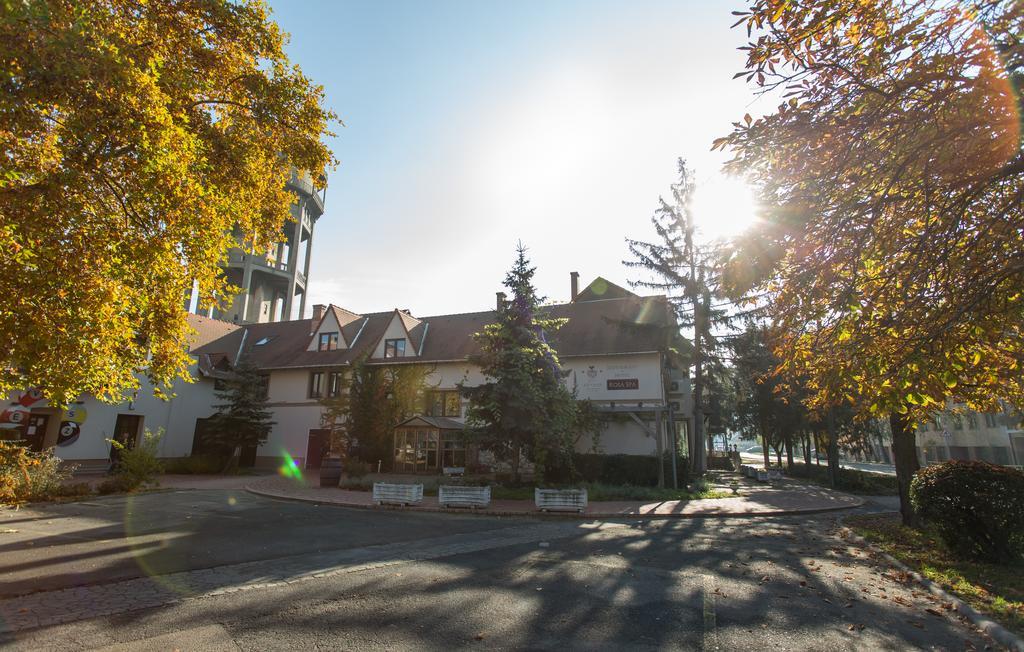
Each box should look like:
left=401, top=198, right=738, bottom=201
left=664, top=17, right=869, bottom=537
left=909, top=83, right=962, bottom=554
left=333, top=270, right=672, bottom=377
left=0, top=0, right=335, bottom=406
left=461, top=243, right=582, bottom=484
left=718, top=1, right=1024, bottom=523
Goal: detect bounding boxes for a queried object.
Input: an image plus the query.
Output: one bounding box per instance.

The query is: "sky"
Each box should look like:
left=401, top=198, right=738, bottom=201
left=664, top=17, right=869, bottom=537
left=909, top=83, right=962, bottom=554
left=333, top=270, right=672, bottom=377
left=267, top=0, right=763, bottom=318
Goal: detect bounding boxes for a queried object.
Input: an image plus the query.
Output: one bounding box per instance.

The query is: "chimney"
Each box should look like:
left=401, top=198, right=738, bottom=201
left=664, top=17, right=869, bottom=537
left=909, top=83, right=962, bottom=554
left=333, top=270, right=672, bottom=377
left=496, top=292, right=507, bottom=311
left=570, top=271, right=580, bottom=300
left=312, top=304, right=326, bottom=323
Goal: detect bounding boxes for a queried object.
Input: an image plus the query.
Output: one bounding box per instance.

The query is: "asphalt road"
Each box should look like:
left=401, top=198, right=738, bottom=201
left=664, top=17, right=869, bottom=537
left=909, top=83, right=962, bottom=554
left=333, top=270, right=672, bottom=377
left=0, top=489, right=989, bottom=650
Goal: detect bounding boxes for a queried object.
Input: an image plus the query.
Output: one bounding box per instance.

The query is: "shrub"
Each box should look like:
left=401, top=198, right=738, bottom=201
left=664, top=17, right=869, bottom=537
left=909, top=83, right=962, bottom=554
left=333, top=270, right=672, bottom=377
left=785, top=462, right=897, bottom=494
left=97, top=474, right=139, bottom=495
left=107, top=429, right=164, bottom=491
left=0, top=441, right=76, bottom=505
left=345, top=458, right=371, bottom=479
left=911, top=461, right=1024, bottom=563
left=162, top=454, right=226, bottom=475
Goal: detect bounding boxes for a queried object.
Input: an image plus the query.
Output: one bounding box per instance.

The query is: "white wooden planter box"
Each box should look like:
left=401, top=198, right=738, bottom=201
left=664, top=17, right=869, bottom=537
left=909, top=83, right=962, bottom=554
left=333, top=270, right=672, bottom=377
left=756, top=469, right=769, bottom=482
left=535, top=488, right=588, bottom=513
left=439, top=485, right=490, bottom=509
left=372, top=482, right=423, bottom=506
left=767, top=468, right=783, bottom=482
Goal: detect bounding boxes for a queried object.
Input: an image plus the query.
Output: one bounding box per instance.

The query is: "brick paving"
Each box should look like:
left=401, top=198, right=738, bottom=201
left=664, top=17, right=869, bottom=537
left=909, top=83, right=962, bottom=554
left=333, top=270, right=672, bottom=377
left=246, top=475, right=864, bottom=518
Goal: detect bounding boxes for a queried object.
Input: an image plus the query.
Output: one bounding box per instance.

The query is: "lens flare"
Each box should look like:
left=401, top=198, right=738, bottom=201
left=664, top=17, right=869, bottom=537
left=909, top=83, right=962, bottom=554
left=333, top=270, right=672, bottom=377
left=278, top=451, right=304, bottom=482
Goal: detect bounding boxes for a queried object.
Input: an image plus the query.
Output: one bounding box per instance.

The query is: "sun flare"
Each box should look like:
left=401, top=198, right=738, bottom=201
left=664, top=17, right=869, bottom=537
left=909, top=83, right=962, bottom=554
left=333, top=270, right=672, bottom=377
left=692, top=174, right=759, bottom=241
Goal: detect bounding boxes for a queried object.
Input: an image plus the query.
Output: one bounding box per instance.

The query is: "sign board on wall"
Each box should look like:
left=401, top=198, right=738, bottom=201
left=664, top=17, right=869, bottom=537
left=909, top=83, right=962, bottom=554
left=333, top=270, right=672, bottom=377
left=606, top=378, right=639, bottom=390
left=574, top=361, right=652, bottom=400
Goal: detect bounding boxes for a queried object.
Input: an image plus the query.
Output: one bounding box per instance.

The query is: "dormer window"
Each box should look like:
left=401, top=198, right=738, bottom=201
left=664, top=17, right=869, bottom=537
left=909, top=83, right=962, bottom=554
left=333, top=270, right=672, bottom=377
left=318, top=332, right=339, bottom=351
left=384, top=338, right=406, bottom=358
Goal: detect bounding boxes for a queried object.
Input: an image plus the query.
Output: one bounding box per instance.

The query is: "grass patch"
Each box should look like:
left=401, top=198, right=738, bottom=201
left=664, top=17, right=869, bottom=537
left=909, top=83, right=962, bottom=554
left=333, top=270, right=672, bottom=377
left=847, top=513, right=1024, bottom=637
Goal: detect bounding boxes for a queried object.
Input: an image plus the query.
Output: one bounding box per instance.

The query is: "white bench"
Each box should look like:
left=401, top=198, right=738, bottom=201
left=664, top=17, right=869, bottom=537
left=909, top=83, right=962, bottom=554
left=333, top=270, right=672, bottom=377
left=535, top=488, right=587, bottom=513
left=439, top=485, right=490, bottom=509
left=372, top=482, right=423, bottom=506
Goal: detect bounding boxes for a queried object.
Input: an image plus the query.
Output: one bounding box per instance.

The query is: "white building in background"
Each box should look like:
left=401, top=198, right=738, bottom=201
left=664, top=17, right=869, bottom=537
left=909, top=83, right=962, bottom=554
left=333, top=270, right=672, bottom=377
left=0, top=315, right=236, bottom=473
left=916, top=409, right=1022, bottom=467
left=3, top=275, right=692, bottom=476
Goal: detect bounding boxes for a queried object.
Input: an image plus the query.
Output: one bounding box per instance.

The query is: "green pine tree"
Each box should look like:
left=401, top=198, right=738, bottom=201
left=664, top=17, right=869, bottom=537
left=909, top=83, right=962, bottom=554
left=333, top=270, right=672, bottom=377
left=209, top=354, right=275, bottom=471
left=461, top=243, right=582, bottom=484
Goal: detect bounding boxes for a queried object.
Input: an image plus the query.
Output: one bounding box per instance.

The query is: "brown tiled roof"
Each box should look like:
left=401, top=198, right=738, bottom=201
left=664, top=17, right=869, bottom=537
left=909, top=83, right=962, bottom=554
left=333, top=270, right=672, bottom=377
left=191, top=290, right=674, bottom=371
left=573, top=276, right=636, bottom=302
left=186, top=313, right=241, bottom=352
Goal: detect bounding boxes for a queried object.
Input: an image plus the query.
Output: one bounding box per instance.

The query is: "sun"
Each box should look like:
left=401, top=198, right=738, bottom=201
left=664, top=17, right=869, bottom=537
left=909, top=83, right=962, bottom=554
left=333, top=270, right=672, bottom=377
left=692, top=174, right=759, bottom=241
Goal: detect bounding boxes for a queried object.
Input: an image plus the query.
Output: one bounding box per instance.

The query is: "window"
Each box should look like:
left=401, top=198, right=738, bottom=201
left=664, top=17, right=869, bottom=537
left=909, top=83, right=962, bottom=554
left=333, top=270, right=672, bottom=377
left=258, top=374, right=270, bottom=399
left=327, top=371, right=344, bottom=398
left=384, top=338, right=406, bottom=358
left=309, top=371, right=323, bottom=398
left=951, top=413, right=963, bottom=430
left=393, top=428, right=440, bottom=472
left=425, top=390, right=461, bottom=417
left=984, top=413, right=999, bottom=428
left=254, top=336, right=276, bottom=346
left=318, top=332, right=339, bottom=351
left=967, top=412, right=978, bottom=430
left=931, top=416, right=942, bottom=431
left=442, top=435, right=467, bottom=468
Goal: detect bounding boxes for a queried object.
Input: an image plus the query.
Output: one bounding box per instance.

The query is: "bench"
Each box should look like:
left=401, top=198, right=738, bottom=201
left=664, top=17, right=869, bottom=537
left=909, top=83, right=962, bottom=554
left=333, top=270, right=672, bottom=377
left=442, top=466, right=465, bottom=478
left=372, top=482, right=423, bottom=506
left=439, top=485, right=490, bottom=509
left=535, top=488, right=587, bottom=513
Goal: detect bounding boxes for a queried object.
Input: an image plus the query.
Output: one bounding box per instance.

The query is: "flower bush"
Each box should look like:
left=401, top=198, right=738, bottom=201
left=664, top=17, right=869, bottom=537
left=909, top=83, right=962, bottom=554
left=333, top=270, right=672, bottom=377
left=1, top=441, right=76, bottom=505
left=911, top=460, right=1024, bottom=563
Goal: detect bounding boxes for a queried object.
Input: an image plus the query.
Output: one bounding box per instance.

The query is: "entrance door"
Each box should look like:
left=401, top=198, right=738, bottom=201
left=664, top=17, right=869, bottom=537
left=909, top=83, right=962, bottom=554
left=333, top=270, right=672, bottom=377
left=110, top=414, right=142, bottom=463
left=24, top=414, right=49, bottom=452
left=305, top=429, right=329, bottom=469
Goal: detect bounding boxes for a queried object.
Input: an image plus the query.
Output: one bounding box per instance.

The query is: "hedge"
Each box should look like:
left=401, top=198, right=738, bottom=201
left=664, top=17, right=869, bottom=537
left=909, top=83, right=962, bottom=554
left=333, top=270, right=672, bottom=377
left=911, top=460, right=1024, bottom=563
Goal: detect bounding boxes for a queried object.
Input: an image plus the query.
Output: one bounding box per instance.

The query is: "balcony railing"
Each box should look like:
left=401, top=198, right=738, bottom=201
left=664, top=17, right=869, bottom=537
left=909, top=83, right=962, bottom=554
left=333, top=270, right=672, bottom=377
left=287, top=170, right=326, bottom=216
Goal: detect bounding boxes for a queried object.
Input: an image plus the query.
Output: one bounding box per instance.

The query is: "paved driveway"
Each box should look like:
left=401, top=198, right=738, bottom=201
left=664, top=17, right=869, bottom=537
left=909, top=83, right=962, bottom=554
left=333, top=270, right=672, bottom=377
left=0, top=489, right=989, bottom=650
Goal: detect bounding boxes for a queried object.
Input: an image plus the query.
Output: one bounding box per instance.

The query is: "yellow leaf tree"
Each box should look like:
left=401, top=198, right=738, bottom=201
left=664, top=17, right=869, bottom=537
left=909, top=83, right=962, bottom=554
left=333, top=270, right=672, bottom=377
left=0, top=0, right=336, bottom=406
left=717, top=0, right=1024, bottom=524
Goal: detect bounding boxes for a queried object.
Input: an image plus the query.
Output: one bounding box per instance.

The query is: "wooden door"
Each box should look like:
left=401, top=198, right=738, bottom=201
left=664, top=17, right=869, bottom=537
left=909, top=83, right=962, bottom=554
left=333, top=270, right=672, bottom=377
left=24, top=414, right=49, bottom=452
left=305, top=429, right=330, bottom=469
left=110, top=414, right=142, bottom=463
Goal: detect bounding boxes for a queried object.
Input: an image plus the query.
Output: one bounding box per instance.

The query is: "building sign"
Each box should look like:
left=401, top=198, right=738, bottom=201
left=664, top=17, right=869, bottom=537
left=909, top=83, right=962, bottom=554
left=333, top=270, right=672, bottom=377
left=607, top=378, right=639, bottom=390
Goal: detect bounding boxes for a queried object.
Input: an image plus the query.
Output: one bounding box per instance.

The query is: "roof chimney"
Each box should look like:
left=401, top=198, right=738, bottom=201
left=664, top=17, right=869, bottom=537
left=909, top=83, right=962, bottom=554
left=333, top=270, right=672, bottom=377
left=496, top=291, right=506, bottom=311
left=312, top=304, right=326, bottom=323
left=570, top=271, right=580, bottom=300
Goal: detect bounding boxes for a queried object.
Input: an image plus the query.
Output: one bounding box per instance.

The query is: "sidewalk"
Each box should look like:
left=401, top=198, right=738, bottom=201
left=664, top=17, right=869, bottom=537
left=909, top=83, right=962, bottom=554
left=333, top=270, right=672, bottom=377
left=246, top=475, right=864, bottom=519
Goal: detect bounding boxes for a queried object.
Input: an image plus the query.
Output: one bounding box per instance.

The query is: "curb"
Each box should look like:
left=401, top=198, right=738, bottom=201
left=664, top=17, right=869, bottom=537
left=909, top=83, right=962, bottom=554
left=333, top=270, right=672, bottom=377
left=838, top=518, right=1024, bottom=652
left=245, top=485, right=865, bottom=520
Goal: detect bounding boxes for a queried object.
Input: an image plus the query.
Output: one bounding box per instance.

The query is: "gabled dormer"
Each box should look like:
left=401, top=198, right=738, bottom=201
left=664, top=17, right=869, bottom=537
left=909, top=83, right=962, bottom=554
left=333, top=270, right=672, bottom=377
left=372, top=309, right=424, bottom=358
left=307, top=304, right=363, bottom=352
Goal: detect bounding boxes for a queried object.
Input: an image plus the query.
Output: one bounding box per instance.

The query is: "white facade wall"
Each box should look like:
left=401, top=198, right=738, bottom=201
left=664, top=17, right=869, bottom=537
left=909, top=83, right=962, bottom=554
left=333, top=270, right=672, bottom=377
left=2, top=365, right=219, bottom=465
left=253, top=351, right=671, bottom=469
left=371, top=314, right=419, bottom=358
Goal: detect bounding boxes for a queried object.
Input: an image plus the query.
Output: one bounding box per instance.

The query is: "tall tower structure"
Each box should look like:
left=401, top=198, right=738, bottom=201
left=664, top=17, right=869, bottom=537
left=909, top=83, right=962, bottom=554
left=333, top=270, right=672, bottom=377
left=215, top=170, right=326, bottom=324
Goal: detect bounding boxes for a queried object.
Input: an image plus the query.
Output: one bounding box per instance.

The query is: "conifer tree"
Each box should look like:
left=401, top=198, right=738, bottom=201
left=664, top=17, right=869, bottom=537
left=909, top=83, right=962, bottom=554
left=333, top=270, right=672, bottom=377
left=626, top=159, right=743, bottom=475
left=462, top=243, right=581, bottom=484
left=209, top=355, right=274, bottom=470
